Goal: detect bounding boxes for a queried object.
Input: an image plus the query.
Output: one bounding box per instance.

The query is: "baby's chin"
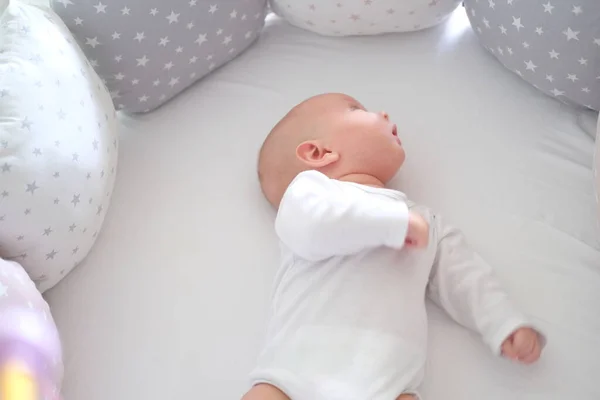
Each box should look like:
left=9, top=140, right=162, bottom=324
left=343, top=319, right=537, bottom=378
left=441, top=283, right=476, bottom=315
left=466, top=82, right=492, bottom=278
left=374, top=159, right=405, bottom=185
left=390, top=147, right=406, bottom=168
left=388, top=152, right=406, bottom=178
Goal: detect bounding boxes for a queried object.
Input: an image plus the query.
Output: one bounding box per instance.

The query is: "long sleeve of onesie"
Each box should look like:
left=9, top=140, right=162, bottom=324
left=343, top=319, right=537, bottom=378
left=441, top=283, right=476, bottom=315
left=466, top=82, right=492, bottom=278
left=426, top=214, right=539, bottom=355
left=275, top=171, right=410, bottom=262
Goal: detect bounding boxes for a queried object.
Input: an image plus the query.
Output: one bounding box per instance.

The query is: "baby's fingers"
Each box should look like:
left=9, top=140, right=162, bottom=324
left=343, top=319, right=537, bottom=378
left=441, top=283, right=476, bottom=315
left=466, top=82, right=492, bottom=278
left=501, top=340, right=519, bottom=361
left=514, top=330, right=535, bottom=354
left=502, top=330, right=541, bottom=364
left=519, top=339, right=541, bottom=365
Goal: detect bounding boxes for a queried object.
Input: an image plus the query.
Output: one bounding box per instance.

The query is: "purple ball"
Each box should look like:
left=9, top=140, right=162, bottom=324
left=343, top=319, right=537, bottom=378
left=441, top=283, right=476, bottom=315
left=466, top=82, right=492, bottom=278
left=0, top=307, right=62, bottom=383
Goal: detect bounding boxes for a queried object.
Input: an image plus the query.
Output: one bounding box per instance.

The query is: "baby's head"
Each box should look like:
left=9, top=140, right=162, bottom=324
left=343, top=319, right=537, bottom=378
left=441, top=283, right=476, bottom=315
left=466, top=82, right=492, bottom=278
left=258, top=93, right=405, bottom=207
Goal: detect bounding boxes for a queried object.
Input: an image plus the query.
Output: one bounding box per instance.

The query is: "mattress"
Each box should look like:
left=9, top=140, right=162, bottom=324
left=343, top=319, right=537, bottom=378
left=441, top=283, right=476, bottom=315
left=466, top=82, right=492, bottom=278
left=45, top=9, right=600, bottom=400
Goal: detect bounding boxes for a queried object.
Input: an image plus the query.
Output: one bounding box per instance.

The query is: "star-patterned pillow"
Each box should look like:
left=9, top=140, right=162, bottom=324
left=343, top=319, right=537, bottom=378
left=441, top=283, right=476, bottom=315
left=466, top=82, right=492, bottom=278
left=465, top=0, right=599, bottom=111
left=0, top=0, right=118, bottom=292
left=51, top=0, right=268, bottom=113
left=595, top=116, right=600, bottom=223
left=269, top=0, right=463, bottom=36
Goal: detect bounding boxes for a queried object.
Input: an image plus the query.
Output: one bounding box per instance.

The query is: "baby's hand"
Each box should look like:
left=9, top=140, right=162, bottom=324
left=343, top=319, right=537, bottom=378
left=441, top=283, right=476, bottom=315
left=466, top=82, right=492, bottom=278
left=405, top=212, right=429, bottom=248
left=501, top=327, right=542, bottom=365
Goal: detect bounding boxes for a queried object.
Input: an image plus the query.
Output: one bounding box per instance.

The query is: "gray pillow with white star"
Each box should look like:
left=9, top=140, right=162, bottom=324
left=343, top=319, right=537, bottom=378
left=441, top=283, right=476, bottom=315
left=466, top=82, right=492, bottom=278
left=51, top=0, right=268, bottom=113
left=465, top=0, right=599, bottom=111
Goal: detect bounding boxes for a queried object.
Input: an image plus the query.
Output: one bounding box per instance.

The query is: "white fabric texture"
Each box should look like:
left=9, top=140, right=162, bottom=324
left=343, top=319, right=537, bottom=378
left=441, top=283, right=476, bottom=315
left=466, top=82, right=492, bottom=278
left=250, top=171, right=536, bottom=400
left=275, top=171, right=411, bottom=260
left=45, top=11, right=600, bottom=400
left=0, top=0, right=118, bottom=292
left=269, top=0, right=462, bottom=36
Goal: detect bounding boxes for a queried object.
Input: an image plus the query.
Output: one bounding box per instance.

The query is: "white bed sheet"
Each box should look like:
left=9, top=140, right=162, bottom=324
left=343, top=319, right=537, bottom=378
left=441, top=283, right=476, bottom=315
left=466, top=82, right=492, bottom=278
left=45, top=9, right=600, bottom=400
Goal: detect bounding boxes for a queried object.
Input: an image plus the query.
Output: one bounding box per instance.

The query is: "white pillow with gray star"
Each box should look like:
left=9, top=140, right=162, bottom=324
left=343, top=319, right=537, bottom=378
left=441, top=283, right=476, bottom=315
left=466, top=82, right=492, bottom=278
left=269, top=0, right=463, bottom=36
left=465, top=0, right=599, bottom=111
left=0, top=0, right=118, bottom=293
left=51, top=0, right=268, bottom=113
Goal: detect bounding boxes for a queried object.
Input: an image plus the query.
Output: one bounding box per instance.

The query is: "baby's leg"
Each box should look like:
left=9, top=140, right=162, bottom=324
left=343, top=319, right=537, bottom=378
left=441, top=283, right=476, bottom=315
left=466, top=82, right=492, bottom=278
left=244, top=385, right=416, bottom=400
left=242, top=383, right=290, bottom=400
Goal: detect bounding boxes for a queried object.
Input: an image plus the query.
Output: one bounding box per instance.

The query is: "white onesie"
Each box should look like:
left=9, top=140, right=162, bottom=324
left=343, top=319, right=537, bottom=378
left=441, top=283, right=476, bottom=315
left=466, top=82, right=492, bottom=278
left=250, top=170, right=534, bottom=400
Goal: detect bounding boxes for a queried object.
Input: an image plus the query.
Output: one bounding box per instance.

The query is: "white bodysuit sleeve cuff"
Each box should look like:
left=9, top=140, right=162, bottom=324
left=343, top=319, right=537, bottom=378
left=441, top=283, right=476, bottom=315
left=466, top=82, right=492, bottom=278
left=382, top=200, right=409, bottom=249
left=487, top=317, right=548, bottom=356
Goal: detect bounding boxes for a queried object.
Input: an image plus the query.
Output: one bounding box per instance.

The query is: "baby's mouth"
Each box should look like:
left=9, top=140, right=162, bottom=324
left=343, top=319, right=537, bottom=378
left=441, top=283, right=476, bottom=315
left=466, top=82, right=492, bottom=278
left=391, top=124, right=401, bottom=144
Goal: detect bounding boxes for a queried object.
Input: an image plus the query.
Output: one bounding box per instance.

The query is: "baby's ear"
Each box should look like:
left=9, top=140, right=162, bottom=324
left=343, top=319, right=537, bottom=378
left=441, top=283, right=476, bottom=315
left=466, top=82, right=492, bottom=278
left=296, top=140, right=339, bottom=168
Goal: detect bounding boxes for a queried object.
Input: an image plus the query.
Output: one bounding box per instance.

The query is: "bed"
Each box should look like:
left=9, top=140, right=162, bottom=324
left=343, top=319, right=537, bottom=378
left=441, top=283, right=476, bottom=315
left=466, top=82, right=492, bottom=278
left=45, top=10, right=600, bottom=399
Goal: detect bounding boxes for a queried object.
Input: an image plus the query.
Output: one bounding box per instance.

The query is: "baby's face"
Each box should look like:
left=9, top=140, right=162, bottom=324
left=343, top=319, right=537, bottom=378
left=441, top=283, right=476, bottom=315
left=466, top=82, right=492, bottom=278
left=323, top=95, right=405, bottom=184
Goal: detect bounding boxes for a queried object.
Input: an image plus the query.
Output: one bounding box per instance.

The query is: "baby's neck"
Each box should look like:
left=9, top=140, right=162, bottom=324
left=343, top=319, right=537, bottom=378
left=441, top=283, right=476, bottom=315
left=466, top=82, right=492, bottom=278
left=337, top=173, right=386, bottom=189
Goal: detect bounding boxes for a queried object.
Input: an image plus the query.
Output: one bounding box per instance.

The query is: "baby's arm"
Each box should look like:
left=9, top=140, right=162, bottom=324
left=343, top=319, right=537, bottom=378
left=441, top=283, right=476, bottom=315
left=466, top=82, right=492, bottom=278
left=275, top=171, right=427, bottom=261
left=426, top=213, right=545, bottom=362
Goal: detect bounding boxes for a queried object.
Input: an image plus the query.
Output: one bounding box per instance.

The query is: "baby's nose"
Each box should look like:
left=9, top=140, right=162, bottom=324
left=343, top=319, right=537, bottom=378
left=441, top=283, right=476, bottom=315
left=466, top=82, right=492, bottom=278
left=379, top=111, right=389, bottom=121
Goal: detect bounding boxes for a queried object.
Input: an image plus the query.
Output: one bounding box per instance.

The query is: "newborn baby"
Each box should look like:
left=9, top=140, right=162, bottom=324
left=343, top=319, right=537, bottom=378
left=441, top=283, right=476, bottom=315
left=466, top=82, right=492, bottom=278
left=244, top=93, right=544, bottom=400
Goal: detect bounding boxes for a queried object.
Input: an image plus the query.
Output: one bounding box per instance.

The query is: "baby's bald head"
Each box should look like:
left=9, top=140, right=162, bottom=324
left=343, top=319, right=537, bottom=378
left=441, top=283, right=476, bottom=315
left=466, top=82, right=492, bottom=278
left=258, top=93, right=406, bottom=208
left=258, top=93, right=335, bottom=207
